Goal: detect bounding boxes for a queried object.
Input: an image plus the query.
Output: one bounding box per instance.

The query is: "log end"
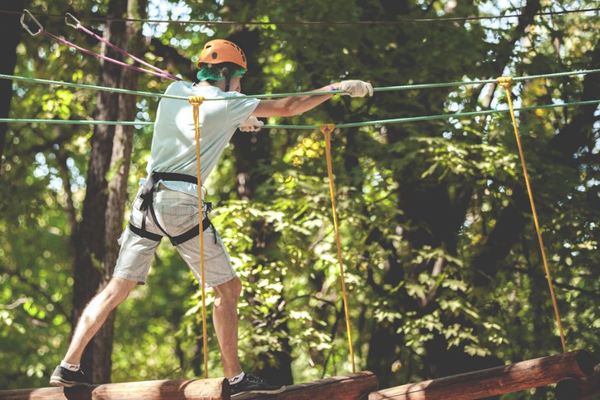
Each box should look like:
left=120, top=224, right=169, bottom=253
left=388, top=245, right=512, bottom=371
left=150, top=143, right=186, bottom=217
left=574, top=350, right=598, bottom=377
left=555, top=378, right=583, bottom=400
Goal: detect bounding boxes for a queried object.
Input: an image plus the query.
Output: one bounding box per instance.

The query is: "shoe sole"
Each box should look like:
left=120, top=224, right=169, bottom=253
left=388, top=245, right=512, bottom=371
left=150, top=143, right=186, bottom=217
left=49, top=376, right=90, bottom=388
left=231, top=386, right=287, bottom=398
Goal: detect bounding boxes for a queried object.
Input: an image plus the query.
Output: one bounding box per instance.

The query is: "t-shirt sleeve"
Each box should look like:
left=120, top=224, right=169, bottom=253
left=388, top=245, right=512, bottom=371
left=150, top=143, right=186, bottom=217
left=226, top=93, right=260, bottom=129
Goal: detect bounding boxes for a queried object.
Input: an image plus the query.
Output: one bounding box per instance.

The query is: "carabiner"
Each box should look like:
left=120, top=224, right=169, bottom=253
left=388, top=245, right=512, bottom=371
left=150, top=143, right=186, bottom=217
left=20, top=9, right=43, bottom=36
left=64, top=12, right=81, bottom=29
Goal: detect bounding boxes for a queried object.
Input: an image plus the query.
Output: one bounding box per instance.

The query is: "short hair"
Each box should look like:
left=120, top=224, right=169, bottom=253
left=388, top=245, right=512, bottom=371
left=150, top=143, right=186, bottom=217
left=197, top=62, right=246, bottom=83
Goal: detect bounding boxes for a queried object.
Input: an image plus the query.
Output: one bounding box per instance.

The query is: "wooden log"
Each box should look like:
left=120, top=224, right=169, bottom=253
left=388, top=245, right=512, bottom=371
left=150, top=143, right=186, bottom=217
left=0, top=377, right=229, bottom=400
left=241, top=371, right=377, bottom=400
left=369, top=351, right=595, bottom=400
left=555, top=364, right=600, bottom=400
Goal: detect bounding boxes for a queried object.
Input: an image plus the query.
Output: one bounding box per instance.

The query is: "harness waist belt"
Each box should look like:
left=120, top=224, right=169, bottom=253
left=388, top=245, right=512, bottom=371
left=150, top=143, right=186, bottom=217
left=140, top=171, right=198, bottom=211
left=129, top=215, right=213, bottom=246
left=130, top=171, right=216, bottom=246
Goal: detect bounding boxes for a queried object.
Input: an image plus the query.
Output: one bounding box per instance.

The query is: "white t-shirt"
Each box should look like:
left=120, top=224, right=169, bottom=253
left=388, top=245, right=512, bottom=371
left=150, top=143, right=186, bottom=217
left=146, top=81, right=260, bottom=196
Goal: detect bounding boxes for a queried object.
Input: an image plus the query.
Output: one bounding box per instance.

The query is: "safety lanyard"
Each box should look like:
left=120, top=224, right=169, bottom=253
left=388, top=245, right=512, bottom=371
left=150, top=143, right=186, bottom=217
left=21, top=9, right=179, bottom=81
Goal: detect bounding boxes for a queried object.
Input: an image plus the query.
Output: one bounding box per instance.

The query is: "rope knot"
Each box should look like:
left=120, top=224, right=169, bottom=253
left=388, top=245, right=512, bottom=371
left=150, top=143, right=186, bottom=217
left=188, top=96, right=205, bottom=106
left=320, top=123, right=336, bottom=136
left=497, top=76, right=513, bottom=89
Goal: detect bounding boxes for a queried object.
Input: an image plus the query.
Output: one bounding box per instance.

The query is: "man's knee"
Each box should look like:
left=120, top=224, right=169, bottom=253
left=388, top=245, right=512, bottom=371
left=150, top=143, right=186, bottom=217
left=214, top=277, right=242, bottom=304
left=101, top=277, right=137, bottom=306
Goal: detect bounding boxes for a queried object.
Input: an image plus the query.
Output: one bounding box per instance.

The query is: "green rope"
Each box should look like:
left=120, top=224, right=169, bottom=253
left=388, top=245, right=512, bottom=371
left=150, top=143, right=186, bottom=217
left=1, top=69, right=598, bottom=101
left=2, top=99, right=597, bottom=129
left=375, top=69, right=600, bottom=92
left=0, top=74, right=187, bottom=101
left=0, top=118, right=153, bottom=126
left=334, top=99, right=600, bottom=129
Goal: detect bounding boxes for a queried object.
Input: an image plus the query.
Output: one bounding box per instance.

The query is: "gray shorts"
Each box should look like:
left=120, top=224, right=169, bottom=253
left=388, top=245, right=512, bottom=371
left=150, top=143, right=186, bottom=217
left=113, top=184, right=236, bottom=287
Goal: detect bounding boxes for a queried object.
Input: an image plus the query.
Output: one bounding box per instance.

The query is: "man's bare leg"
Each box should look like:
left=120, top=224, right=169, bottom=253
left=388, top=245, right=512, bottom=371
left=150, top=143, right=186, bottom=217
left=63, top=277, right=137, bottom=364
left=212, top=277, right=242, bottom=378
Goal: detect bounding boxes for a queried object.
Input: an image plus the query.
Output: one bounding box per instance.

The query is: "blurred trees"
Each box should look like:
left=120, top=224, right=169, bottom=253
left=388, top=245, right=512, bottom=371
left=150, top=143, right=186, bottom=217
left=0, top=0, right=598, bottom=398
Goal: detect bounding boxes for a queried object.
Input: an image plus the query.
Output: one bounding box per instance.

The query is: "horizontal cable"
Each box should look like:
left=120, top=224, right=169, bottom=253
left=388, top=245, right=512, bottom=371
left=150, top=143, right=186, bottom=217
left=2, top=99, right=597, bottom=130
left=0, top=74, right=187, bottom=100
left=1, top=7, right=598, bottom=25
left=0, top=118, right=152, bottom=126
left=334, top=99, right=600, bottom=129
left=374, top=69, right=600, bottom=92
left=1, top=69, right=598, bottom=102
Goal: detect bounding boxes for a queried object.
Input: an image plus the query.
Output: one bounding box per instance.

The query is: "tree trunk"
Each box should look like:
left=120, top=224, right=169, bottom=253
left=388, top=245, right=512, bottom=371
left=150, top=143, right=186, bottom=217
left=0, top=0, right=24, bottom=170
left=95, top=0, right=146, bottom=384
left=72, top=0, right=144, bottom=383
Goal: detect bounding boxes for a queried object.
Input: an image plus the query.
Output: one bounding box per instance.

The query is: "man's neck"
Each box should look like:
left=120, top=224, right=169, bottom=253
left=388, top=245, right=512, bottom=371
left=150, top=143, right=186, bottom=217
left=196, top=81, right=226, bottom=91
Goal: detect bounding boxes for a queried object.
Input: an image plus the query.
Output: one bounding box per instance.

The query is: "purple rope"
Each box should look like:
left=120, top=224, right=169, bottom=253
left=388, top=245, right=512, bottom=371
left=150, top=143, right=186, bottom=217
left=42, top=30, right=177, bottom=80
left=75, top=24, right=179, bottom=81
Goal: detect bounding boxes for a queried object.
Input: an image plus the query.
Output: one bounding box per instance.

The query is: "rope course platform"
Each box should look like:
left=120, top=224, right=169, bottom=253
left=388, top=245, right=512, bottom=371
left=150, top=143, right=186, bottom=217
left=0, top=352, right=597, bottom=400
left=0, top=372, right=378, bottom=400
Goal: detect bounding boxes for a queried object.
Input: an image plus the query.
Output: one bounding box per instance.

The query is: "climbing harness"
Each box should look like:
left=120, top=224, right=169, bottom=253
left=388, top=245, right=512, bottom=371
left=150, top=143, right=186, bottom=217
left=20, top=9, right=178, bottom=80
left=189, top=95, right=210, bottom=378
left=128, top=171, right=217, bottom=246
left=497, top=76, right=568, bottom=353
left=321, top=124, right=356, bottom=373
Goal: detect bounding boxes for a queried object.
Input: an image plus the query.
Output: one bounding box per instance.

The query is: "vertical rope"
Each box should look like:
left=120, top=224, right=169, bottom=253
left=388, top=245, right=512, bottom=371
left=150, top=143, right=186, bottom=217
left=189, top=95, right=209, bottom=377
left=321, top=124, right=356, bottom=373
left=497, top=77, right=568, bottom=353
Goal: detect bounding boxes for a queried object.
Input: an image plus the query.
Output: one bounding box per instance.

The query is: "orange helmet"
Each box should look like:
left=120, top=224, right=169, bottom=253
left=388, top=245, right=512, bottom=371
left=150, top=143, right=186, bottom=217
left=197, top=39, right=247, bottom=69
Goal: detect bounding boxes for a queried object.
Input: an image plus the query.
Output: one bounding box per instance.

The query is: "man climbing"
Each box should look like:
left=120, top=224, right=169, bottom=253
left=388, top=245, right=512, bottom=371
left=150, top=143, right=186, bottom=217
left=50, top=39, right=372, bottom=396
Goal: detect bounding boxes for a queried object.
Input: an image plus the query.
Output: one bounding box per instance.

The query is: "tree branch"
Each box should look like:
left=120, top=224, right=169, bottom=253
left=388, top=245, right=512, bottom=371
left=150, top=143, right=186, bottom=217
left=148, top=38, right=195, bottom=81
left=508, top=265, right=600, bottom=301
left=0, top=264, right=69, bottom=319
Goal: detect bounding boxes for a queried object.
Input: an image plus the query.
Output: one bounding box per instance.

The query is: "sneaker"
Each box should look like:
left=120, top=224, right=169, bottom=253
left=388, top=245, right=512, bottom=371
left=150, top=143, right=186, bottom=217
left=230, top=373, right=286, bottom=398
left=49, top=365, right=90, bottom=387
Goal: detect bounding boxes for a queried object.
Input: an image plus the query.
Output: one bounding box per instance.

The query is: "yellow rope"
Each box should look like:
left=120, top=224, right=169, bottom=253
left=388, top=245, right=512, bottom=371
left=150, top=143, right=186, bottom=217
left=321, top=124, right=356, bottom=373
left=497, top=77, right=568, bottom=353
left=189, top=95, right=209, bottom=377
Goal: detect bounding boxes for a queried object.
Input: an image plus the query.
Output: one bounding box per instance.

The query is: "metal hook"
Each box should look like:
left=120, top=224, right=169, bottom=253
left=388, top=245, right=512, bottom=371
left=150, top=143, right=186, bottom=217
left=20, top=9, right=43, bottom=36
left=64, top=12, right=81, bottom=29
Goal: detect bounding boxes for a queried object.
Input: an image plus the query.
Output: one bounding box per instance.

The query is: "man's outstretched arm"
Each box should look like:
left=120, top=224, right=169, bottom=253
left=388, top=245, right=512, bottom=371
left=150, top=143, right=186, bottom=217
left=252, top=80, right=373, bottom=118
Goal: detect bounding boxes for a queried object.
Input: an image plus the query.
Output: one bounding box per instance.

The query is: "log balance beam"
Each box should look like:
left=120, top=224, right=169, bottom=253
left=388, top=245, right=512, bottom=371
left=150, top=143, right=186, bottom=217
left=0, top=378, right=228, bottom=400
left=369, top=351, right=596, bottom=400
left=0, top=371, right=377, bottom=400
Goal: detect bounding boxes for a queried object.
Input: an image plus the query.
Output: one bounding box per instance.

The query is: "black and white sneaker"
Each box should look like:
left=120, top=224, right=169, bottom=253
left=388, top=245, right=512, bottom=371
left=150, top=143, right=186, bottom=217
left=49, top=365, right=90, bottom=387
left=230, top=373, right=285, bottom=398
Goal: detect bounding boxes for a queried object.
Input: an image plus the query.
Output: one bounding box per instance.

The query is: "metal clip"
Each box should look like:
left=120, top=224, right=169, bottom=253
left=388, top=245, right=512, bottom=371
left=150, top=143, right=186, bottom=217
left=64, top=12, right=81, bottom=29
left=20, top=9, right=43, bottom=36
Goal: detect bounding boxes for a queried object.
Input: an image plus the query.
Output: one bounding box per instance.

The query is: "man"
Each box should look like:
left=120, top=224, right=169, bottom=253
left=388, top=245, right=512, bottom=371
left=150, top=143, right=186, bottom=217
left=50, top=39, right=372, bottom=396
